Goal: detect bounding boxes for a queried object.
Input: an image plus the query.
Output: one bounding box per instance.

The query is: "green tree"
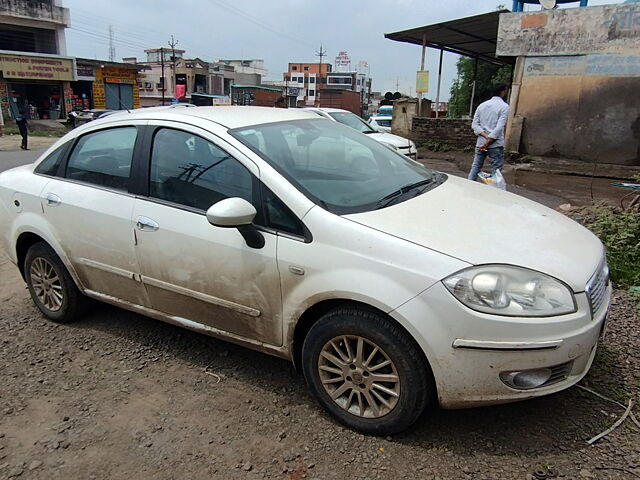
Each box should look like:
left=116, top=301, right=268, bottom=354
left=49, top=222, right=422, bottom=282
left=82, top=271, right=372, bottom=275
left=448, top=57, right=512, bottom=118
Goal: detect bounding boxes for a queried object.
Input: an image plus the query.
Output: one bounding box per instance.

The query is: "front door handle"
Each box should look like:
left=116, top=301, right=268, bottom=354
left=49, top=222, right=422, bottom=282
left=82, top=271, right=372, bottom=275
left=45, top=193, right=61, bottom=207
left=136, top=216, right=159, bottom=232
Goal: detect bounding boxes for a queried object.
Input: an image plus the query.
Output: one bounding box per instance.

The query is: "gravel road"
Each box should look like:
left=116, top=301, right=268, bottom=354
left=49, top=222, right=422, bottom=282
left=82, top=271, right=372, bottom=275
left=0, top=251, right=638, bottom=480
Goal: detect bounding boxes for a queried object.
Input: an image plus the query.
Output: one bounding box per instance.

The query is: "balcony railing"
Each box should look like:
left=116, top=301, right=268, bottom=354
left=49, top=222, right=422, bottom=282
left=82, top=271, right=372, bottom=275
left=0, top=0, right=70, bottom=26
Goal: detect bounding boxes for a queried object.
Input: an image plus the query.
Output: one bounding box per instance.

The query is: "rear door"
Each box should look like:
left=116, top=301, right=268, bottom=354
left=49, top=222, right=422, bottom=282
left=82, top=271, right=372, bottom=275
left=41, top=122, right=148, bottom=306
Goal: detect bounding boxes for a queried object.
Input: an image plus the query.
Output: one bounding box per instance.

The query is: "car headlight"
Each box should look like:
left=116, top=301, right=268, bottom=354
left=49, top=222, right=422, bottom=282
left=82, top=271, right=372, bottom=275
left=442, top=265, right=576, bottom=317
left=410, top=140, right=416, bottom=149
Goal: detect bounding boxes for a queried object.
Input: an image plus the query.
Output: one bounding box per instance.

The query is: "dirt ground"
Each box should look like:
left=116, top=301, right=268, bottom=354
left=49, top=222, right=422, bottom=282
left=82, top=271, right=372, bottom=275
left=0, top=135, right=60, bottom=152
left=1, top=252, right=639, bottom=479
left=1, top=141, right=639, bottom=479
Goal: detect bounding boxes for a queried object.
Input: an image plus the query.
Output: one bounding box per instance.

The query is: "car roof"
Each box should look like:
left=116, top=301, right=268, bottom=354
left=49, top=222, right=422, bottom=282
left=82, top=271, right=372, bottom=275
left=97, top=106, right=321, bottom=129
left=301, top=107, right=350, bottom=114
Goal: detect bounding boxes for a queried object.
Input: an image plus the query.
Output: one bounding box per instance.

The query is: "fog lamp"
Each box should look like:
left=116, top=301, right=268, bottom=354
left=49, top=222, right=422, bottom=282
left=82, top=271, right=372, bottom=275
left=500, top=368, right=552, bottom=390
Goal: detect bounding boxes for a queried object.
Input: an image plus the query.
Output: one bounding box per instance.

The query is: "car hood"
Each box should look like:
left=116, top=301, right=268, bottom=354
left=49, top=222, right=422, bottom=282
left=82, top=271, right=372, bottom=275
left=368, top=131, right=411, bottom=147
left=345, top=175, right=603, bottom=291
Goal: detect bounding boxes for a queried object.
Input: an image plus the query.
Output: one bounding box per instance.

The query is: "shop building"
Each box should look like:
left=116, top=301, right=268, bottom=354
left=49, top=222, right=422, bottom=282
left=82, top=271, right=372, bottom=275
left=0, top=0, right=73, bottom=121
left=69, top=59, right=143, bottom=111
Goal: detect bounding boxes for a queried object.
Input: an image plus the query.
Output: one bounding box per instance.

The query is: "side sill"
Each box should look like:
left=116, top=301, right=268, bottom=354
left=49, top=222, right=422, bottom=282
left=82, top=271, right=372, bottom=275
left=82, top=289, right=290, bottom=360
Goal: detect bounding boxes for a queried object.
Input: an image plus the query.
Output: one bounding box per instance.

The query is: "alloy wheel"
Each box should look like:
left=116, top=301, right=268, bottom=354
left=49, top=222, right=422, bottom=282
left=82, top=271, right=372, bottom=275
left=29, top=257, right=63, bottom=312
left=318, top=335, right=400, bottom=418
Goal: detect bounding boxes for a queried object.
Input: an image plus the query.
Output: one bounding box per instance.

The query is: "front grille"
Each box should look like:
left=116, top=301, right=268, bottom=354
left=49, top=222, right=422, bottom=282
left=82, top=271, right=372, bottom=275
left=586, top=259, right=609, bottom=316
left=543, top=361, right=573, bottom=387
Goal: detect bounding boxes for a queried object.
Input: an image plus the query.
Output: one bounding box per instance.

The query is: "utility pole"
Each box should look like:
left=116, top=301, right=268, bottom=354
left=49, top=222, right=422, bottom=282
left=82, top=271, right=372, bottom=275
left=160, top=47, right=165, bottom=106
left=315, top=43, right=326, bottom=107
left=108, top=25, right=115, bottom=62
left=168, top=35, right=179, bottom=100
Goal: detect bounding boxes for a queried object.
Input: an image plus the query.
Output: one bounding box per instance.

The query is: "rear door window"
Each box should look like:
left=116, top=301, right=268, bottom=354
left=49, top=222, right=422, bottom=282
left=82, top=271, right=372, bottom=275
left=65, top=127, right=137, bottom=191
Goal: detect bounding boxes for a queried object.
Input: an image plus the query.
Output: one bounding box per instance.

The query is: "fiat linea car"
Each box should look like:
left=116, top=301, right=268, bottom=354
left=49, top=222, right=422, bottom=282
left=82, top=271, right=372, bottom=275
left=0, top=106, right=610, bottom=434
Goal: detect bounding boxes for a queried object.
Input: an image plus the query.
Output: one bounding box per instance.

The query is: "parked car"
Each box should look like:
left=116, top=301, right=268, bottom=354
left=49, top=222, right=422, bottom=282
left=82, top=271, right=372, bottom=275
left=0, top=106, right=610, bottom=434
left=377, top=105, right=393, bottom=117
left=72, top=109, right=117, bottom=126
left=303, top=107, right=417, bottom=160
left=369, top=115, right=392, bottom=133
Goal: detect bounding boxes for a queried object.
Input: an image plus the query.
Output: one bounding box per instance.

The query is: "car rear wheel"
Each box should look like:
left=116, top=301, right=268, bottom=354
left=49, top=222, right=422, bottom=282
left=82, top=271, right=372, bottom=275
left=302, top=306, right=432, bottom=434
left=24, top=242, right=88, bottom=323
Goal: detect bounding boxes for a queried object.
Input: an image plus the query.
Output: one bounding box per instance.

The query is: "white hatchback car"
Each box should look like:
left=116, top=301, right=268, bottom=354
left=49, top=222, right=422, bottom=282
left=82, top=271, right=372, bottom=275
left=303, top=107, right=417, bottom=160
left=0, top=106, right=610, bottom=434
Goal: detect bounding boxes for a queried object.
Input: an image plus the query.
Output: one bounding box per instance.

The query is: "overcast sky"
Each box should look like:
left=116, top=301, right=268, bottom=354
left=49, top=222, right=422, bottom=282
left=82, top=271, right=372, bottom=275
left=64, top=0, right=625, bottom=101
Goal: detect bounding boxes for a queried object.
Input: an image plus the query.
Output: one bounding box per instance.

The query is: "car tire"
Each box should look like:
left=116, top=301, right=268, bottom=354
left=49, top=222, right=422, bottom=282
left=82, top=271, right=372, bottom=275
left=301, top=306, right=432, bottom=434
left=24, top=242, right=88, bottom=323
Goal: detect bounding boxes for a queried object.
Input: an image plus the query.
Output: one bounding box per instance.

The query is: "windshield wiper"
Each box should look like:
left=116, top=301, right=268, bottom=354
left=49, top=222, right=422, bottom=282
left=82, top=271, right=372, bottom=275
left=362, top=130, right=376, bottom=134
left=376, top=178, right=434, bottom=209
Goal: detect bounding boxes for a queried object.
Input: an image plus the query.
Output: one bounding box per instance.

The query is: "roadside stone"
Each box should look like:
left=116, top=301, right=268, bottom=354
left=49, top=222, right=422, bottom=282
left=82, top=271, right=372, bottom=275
left=28, top=460, right=42, bottom=471
left=242, top=462, right=252, bottom=471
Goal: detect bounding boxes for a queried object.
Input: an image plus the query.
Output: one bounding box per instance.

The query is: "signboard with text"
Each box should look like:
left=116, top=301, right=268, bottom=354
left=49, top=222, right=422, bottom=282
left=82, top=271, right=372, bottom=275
left=0, top=54, right=74, bottom=81
left=416, top=70, right=429, bottom=93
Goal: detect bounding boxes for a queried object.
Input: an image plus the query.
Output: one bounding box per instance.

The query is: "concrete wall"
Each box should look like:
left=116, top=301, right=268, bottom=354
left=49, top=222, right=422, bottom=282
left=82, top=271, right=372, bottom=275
left=499, top=3, right=640, bottom=166
left=391, top=98, right=431, bottom=138
left=411, top=118, right=475, bottom=149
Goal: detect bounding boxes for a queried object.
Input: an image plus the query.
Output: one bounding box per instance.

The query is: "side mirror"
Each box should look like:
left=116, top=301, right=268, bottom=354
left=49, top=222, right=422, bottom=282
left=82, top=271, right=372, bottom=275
left=206, top=198, right=264, bottom=249
left=206, top=197, right=256, bottom=227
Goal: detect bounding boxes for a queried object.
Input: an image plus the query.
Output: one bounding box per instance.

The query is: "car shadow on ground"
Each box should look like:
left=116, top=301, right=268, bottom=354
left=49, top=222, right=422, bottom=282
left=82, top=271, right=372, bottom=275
left=68, top=301, right=624, bottom=457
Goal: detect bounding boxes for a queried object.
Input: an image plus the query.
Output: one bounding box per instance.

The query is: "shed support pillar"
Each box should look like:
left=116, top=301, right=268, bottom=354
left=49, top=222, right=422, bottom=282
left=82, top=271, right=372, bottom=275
left=435, top=48, right=443, bottom=119
left=418, top=33, right=427, bottom=117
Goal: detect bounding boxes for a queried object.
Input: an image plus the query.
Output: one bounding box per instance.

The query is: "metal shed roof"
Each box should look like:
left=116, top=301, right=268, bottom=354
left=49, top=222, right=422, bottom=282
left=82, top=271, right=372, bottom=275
left=384, top=10, right=514, bottom=65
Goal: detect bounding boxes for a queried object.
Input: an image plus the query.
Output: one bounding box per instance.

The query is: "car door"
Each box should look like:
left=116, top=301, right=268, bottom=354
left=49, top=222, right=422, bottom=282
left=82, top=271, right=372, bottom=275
left=132, top=124, right=283, bottom=346
left=41, top=122, right=149, bottom=306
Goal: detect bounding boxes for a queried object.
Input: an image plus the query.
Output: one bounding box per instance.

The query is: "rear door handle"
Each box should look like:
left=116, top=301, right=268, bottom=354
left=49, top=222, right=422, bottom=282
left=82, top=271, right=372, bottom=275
left=136, top=216, right=159, bottom=232
left=45, top=193, right=61, bottom=207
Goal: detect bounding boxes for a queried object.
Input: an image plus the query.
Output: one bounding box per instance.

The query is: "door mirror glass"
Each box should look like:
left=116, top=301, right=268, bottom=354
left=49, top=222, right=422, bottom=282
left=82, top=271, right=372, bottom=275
left=206, top=197, right=257, bottom=228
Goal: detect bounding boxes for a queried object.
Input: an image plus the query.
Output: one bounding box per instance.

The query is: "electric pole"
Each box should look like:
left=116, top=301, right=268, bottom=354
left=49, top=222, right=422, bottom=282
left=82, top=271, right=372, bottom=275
left=108, top=25, right=115, bottom=62
left=315, top=43, right=326, bottom=107
left=160, top=47, right=165, bottom=106
left=168, top=35, right=179, bottom=101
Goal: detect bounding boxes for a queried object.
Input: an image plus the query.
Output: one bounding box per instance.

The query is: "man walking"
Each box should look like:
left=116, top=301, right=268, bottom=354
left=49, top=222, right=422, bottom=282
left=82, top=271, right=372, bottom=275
left=468, top=83, right=510, bottom=181
left=16, top=111, right=29, bottom=150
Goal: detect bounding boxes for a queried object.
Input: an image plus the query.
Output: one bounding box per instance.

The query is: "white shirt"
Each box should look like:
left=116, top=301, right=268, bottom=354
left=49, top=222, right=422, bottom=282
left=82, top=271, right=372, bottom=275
left=472, top=96, right=510, bottom=148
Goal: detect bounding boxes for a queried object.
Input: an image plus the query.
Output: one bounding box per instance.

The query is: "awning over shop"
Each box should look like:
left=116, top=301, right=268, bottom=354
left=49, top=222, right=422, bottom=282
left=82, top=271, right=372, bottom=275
left=384, top=10, right=513, bottom=65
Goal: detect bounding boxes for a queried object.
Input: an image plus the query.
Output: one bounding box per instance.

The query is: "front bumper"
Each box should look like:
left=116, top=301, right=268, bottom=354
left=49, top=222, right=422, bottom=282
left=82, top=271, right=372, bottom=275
left=392, top=281, right=611, bottom=408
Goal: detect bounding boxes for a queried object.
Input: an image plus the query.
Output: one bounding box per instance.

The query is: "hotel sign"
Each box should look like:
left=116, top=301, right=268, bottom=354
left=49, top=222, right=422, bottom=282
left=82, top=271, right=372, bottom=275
left=0, top=54, right=74, bottom=81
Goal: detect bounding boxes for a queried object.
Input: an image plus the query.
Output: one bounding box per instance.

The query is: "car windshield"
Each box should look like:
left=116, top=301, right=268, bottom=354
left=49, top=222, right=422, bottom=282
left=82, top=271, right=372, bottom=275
left=327, top=112, right=375, bottom=134
left=231, top=119, right=443, bottom=214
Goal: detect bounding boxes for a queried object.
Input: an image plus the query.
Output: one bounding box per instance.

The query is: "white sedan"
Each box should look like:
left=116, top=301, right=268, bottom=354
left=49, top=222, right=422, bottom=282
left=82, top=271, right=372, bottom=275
left=368, top=115, right=392, bottom=133
left=0, top=106, right=610, bottom=434
left=303, top=107, right=417, bottom=160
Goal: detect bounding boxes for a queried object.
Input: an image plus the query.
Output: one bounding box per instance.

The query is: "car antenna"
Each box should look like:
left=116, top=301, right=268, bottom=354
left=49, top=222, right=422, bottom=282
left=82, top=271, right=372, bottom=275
left=116, top=96, right=131, bottom=114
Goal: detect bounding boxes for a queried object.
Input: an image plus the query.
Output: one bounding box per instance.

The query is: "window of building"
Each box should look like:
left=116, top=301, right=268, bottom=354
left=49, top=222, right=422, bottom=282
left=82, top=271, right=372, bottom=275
left=308, top=90, right=315, bottom=97
left=292, top=66, right=298, bottom=71
left=149, top=128, right=253, bottom=211
left=298, top=77, right=303, bottom=84
left=304, top=66, right=309, bottom=71
left=309, top=77, right=315, bottom=84
left=66, top=127, right=137, bottom=191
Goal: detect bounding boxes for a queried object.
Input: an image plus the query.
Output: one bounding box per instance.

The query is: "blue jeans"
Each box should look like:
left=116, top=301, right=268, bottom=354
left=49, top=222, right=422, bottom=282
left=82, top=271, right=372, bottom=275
left=468, top=146, right=504, bottom=181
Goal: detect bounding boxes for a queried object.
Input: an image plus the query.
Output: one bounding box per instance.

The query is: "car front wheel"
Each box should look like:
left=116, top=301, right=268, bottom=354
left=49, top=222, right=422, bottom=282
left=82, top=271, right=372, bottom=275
left=24, top=242, right=88, bottom=323
left=302, top=306, right=432, bottom=434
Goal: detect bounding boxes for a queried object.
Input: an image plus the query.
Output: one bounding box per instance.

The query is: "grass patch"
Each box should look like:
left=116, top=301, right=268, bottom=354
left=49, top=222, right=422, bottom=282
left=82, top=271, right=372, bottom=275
left=576, top=204, right=640, bottom=288
left=419, top=139, right=469, bottom=152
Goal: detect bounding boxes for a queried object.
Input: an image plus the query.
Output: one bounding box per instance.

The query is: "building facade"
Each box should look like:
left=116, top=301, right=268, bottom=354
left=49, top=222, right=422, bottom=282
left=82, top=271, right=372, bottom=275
left=499, top=3, right=640, bottom=166
left=69, top=59, right=142, bottom=111
left=0, top=0, right=74, bottom=120
left=283, top=62, right=332, bottom=105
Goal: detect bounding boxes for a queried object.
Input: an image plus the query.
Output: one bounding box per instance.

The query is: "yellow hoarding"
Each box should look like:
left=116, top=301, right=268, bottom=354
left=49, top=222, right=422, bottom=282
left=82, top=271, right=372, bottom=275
left=0, top=54, right=74, bottom=81
left=416, top=70, right=429, bottom=93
